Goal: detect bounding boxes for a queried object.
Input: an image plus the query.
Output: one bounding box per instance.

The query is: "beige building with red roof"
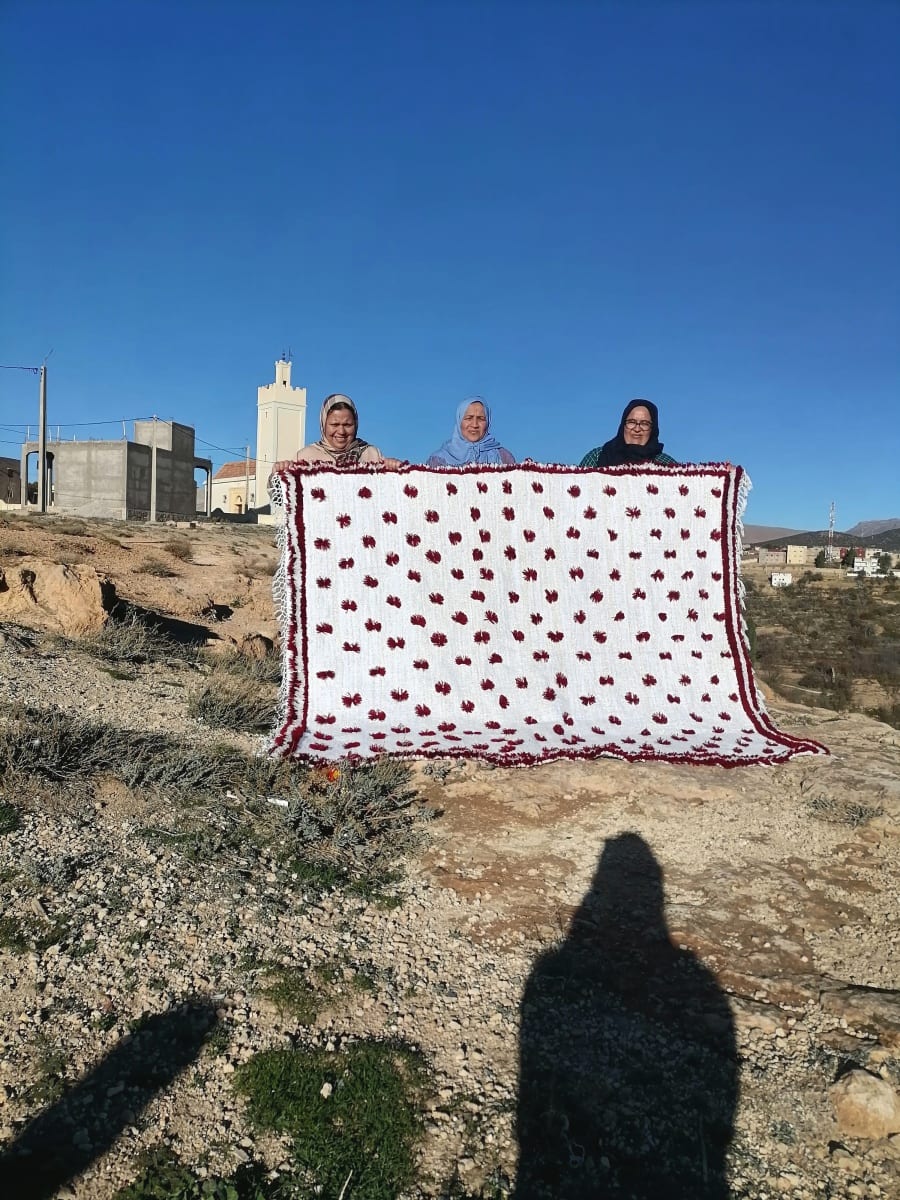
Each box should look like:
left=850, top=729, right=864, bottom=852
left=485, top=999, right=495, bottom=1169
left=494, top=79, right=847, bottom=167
left=210, top=459, right=256, bottom=514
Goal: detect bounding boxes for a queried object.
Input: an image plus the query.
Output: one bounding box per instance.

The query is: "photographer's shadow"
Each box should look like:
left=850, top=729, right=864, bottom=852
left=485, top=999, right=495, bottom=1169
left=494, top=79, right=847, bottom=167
left=0, top=1000, right=216, bottom=1200
left=514, top=832, right=737, bottom=1199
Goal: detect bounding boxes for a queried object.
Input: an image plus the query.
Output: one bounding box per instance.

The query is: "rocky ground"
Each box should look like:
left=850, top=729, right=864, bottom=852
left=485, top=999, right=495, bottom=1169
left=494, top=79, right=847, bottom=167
left=0, top=514, right=899, bottom=1199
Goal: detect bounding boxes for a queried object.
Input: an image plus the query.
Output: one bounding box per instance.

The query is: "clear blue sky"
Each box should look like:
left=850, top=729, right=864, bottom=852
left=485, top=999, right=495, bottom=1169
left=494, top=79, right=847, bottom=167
left=2, top=0, right=897, bottom=529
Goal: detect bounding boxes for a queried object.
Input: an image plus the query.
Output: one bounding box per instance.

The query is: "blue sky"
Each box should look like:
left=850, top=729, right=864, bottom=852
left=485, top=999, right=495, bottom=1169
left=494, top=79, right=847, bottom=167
left=2, top=0, right=897, bottom=529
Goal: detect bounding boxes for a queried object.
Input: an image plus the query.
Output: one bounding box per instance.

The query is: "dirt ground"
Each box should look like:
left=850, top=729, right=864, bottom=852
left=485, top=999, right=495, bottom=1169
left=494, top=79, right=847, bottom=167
left=2, top=511, right=900, bottom=1198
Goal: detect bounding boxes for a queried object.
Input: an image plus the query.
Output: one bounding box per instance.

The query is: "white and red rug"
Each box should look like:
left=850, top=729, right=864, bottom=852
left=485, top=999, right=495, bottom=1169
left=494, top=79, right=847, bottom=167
left=268, top=463, right=827, bottom=767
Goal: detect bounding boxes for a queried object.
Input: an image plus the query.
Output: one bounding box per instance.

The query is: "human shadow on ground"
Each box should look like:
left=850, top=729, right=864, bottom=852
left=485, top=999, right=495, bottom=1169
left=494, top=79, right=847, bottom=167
left=0, top=999, right=217, bottom=1200
left=108, top=597, right=228, bottom=643
left=514, top=832, right=738, bottom=1199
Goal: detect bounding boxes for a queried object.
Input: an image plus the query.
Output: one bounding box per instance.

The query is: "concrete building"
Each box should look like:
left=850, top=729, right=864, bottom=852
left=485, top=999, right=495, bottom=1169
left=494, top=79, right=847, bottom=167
left=770, top=572, right=793, bottom=588
left=0, top=457, right=22, bottom=507
left=758, top=547, right=788, bottom=566
left=209, top=459, right=257, bottom=514
left=255, top=358, right=306, bottom=520
left=785, top=544, right=820, bottom=566
left=849, top=557, right=886, bottom=578
left=21, top=420, right=212, bottom=521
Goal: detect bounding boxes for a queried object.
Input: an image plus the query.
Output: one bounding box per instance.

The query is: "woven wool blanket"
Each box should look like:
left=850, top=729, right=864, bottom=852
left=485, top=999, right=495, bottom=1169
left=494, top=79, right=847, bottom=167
left=269, top=463, right=827, bottom=767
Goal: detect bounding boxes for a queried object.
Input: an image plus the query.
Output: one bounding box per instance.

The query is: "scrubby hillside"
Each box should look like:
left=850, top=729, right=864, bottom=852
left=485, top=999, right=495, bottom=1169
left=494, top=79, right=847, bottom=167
left=1, top=514, right=899, bottom=1200
left=745, top=569, right=900, bottom=728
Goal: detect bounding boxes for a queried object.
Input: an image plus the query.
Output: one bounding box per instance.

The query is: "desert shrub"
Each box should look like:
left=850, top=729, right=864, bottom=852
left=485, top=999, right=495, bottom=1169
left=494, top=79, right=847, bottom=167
left=236, top=1039, right=430, bottom=1199
left=208, top=647, right=282, bottom=685
left=805, top=794, right=883, bottom=826
left=868, top=702, right=900, bottom=729
left=1, top=710, right=430, bottom=889
left=245, top=556, right=278, bottom=578
left=50, top=518, right=88, bottom=536
left=188, top=680, right=277, bottom=734
left=823, top=676, right=854, bottom=711
left=137, top=558, right=178, bottom=578
left=79, top=613, right=197, bottom=666
left=165, top=537, right=193, bottom=562
left=284, top=759, right=428, bottom=884
left=0, top=708, right=246, bottom=798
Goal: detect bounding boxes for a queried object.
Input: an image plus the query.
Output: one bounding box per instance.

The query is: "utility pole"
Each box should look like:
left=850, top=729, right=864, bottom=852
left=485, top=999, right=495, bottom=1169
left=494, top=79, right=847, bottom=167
left=149, top=415, right=158, bottom=523
left=244, top=443, right=251, bottom=515
left=37, top=365, right=48, bottom=513
left=826, top=501, right=836, bottom=563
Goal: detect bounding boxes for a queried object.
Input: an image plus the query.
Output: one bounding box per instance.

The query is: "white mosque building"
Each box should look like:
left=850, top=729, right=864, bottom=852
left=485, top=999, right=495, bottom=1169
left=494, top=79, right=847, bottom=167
left=208, top=357, right=307, bottom=517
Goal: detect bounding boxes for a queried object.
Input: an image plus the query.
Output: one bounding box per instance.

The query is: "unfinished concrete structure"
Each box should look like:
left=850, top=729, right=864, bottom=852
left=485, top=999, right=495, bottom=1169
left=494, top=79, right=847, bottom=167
left=21, top=420, right=212, bottom=521
left=0, top=457, right=22, bottom=507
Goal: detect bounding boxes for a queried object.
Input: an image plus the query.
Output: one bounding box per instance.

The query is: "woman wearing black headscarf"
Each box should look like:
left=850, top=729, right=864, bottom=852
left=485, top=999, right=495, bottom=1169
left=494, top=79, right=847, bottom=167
left=579, top=399, right=677, bottom=467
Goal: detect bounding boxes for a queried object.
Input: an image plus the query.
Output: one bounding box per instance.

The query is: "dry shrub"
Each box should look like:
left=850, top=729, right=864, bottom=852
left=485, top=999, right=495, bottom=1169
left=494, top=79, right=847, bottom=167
left=136, top=558, right=178, bottom=578
left=244, top=556, right=277, bottom=578
left=80, top=613, right=193, bottom=665
left=165, top=537, right=193, bottom=562
left=188, top=678, right=277, bottom=734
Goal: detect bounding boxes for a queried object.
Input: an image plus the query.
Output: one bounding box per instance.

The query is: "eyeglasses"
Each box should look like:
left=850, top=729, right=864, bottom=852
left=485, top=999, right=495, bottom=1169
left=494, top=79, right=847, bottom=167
left=624, top=419, right=652, bottom=431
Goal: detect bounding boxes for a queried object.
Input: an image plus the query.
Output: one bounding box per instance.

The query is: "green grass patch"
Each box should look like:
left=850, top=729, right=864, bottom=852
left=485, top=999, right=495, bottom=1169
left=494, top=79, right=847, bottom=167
left=21, top=1036, right=70, bottom=1107
left=113, top=1148, right=278, bottom=1200
left=0, top=914, right=68, bottom=954
left=236, top=1039, right=431, bottom=1199
left=259, top=965, right=323, bottom=1022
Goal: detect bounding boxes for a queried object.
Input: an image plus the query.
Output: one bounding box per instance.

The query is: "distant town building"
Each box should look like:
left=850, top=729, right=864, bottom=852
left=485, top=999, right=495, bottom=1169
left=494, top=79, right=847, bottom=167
left=20, top=420, right=212, bottom=521
left=758, top=548, right=788, bottom=566
left=848, top=557, right=885, bottom=578
left=770, top=572, right=793, bottom=588
left=0, top=457, right=22, bottom=507
left=208, top=460, right=257, bottom=514
left=785, top=544, right=820, bottom=565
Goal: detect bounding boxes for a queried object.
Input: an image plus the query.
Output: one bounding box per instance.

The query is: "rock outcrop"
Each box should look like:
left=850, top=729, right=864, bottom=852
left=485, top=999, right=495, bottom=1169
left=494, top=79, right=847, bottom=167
left=830, top=1068, right=900, bottom=1139
left=0, top=558, right=111, bottom=636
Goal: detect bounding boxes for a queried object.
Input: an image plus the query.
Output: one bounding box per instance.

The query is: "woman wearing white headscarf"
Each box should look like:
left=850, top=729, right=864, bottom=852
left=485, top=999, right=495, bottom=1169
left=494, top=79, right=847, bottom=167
left=427, top=397, right=515, bottom=467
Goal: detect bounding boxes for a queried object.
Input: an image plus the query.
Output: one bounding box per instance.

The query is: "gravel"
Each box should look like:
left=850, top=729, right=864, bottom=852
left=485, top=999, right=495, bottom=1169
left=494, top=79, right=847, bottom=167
left=1, top=627, right=899, bottom=1199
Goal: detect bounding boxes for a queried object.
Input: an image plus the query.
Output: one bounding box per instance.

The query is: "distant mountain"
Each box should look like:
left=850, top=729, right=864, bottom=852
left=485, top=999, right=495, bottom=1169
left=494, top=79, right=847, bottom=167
left=759, top=529, right=900, bottom=553
left=743, top=524, right=802, bottom=545
left=846, top=518, right=900, bottom=537
left=759, top=530, right=839, bottom=549
left=871, top=528, right=900, bottom=552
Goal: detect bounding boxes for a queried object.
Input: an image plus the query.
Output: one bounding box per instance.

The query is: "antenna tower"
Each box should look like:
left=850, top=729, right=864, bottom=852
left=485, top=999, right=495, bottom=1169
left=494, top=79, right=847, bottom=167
left=826, top=501, right=835, bottom=562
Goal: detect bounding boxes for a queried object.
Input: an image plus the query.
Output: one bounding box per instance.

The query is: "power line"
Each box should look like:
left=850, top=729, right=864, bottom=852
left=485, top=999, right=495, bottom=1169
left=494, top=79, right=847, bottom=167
left=45, top=416, right=153, bottom=428
left=194, top=435, right=248, bottom=457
